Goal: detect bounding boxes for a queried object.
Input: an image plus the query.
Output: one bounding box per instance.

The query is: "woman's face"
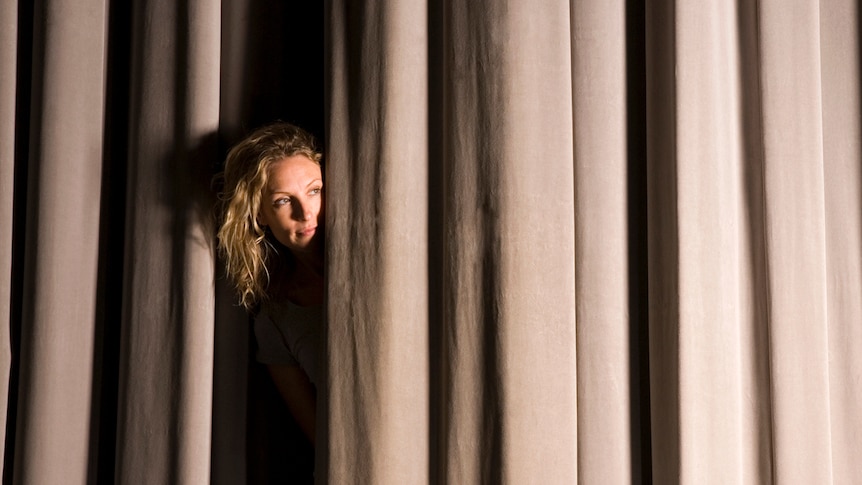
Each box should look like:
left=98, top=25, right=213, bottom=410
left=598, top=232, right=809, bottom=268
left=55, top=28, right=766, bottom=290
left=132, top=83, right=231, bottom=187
left=258, top=155, right=324, bottom=255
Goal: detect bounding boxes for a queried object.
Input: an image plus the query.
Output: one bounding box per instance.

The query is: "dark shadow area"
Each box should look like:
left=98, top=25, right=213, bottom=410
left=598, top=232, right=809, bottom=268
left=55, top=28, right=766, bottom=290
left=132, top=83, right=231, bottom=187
left=474, top=6, right=506, bottom=480
left=479, top=243, right=504, bottom=485
left=8, top=0, right=51, bottom=481
left=317, top=1, right=334, bottom=482
left=426, top=0, right=445, bottom=482
left=3, top=0, right=35, bottom=482
left=736, top=2, right=774, bottom=483
left=87, top=1, right=132, bottom=483
left=625, top=0, right=652, bottom=483
left=246, top=360, right=314, bottom=485
left=211, top=272, right=251, bottom=485
left=233, top=0, right=325, bottom=142
left=644, top=0, right=681, bottom=481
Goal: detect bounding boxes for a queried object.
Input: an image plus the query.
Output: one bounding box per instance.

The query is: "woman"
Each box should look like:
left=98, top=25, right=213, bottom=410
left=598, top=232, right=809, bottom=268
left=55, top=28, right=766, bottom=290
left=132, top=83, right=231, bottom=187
left=218, top=122, right=324, bottom=446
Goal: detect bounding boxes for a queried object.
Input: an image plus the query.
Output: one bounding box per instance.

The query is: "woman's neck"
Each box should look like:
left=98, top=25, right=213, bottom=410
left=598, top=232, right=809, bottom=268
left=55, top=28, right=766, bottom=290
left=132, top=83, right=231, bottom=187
left=269, top=247, right=324, bottom=306
left=292, top=247, right=324, bottom=278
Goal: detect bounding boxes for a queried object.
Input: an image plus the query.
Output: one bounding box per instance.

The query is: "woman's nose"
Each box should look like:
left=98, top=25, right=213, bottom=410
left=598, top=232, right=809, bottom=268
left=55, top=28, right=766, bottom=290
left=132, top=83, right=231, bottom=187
left=292, top=200, right=313, bottom=221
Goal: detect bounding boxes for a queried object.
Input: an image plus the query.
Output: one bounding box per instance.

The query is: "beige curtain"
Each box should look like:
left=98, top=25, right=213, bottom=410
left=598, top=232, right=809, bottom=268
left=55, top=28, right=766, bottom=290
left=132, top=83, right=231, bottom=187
left=326, top=0, right=861, bottom=484
left=4, top=1, right=109, bottom=483
left=0, top=0, right=16, bottom=479
left=2, top=0, right=319, bottom=483
left=2, top=0, right=860, bottom=483
left=645, top=0, right=862, bottom=482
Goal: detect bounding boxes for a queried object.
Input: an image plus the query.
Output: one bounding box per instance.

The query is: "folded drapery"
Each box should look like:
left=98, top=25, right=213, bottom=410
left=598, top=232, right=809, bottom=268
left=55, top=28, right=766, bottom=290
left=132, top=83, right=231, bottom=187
left=2, top=0, right=859, bottom=483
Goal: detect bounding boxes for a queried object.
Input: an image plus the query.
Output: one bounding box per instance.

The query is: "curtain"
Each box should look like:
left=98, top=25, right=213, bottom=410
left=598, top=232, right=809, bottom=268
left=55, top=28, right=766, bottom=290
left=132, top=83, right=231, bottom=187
left=3, top=1, right=322, bottom=483
left=2, top=0, right=860, bottom=484
left=326, top=0, right=862, bottom=484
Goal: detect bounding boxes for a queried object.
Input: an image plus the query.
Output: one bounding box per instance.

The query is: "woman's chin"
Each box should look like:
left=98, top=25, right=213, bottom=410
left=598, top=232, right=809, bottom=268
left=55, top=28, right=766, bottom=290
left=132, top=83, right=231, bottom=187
left=288, top=236, right=322, bottom=255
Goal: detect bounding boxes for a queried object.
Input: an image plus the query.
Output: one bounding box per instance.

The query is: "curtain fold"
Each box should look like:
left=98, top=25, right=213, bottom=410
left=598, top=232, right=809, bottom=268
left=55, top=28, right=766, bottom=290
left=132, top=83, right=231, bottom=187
left=10, top=1, right=108, bottom=483
left=644, top=0, right=862, bottom=482
left=649, top=0, right=769, bottom=481
left=326, top=1, right=430, bottom=482
left=757, top=2, right=833, bottom=481
left=114, top=1, right=218, bottom=483
left=0, top=1, right=17, bottom=477
left=571, top=1, right=644, bottom=482
left=441, top=0, right=579, bottom=481
left=821, top=1, right=862, bottom=480
left=1, top=0, right=861, bottom=483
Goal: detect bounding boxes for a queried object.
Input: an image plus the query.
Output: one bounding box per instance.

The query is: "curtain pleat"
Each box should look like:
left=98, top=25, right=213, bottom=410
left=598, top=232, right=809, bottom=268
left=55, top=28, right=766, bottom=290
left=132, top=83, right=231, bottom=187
left=651, top=0, right=767, bottom=482
left=438, top=2, right=513, bottom=480
left=2, top=0, right=861, bottom=483
left=571, top=1, right=639, bottom=482
left=0, top=0, right=17, bottom=477
left=645, top=1, right=861, bottom=483
left=114, top=1, right=218, bottom=483
left=758, top=2, right=833, bottom=482
left=821, top=0, right=862, bottom=479
left=328, top=0, right=579, bottom=483
left=10, top=1, right=108, bottom=483
left=459, top=1, right=578, bottom=482
left=326, top=1, right=430, bottom=482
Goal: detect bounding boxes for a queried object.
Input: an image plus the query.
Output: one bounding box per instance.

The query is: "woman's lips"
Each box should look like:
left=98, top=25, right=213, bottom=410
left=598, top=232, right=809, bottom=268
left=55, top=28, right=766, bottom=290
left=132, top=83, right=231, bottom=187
left=297, top=226, right=317, bottom=237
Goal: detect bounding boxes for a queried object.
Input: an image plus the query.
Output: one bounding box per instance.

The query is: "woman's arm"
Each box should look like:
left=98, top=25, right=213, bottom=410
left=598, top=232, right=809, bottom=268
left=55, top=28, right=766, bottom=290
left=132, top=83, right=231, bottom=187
left=267, top=364, right=317, bottom=445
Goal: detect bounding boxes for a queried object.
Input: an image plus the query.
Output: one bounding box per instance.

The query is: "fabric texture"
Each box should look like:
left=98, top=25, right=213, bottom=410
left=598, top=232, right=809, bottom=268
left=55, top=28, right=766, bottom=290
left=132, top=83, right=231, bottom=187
left=1, top=0, right=861, bottom=483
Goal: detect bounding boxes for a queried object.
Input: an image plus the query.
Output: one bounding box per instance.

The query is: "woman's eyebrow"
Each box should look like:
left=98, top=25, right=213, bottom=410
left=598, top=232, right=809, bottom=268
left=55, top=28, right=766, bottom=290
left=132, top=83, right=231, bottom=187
left=269, top=179, right=323, bottom=195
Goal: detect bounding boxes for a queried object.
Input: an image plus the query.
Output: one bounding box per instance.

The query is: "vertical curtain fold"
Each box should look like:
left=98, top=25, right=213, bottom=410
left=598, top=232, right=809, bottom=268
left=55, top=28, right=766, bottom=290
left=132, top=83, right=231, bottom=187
left=820, top=0, right=862, bottom=479
left=757, top=1, right=833, bottom=482
left=326, top=0, right=429, bottom=483
left=645, top=0, right=682, bottom=481
left=115, top=1, right=218, bottom=483
left=439, top=1, right=511, bottom=482
left=570, top=1, right=636, bottom=482
left=0, top=1, right=18, bottom=477
left=646, top=0, right=772, bottom=482
left=488, top=2, right=577, bottom=482
left=11, top=1, right=108, bottom=483
left=644, top=0, right=860, bottom=483
left=666, top=1, right=761, bottom=482
left=1, top=0, right=861, bottom=483
left=329, top=0, right=578, bottom=482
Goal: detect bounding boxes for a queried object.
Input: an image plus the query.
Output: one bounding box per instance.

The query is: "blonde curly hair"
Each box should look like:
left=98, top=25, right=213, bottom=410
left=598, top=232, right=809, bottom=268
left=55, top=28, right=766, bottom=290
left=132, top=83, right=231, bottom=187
left=217, top=122, right=322, bottom=310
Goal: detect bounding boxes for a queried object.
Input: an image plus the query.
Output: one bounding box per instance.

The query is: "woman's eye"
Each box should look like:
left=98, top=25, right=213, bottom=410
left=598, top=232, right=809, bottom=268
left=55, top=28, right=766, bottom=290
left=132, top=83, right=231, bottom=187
left=310, top=187, right=322, bottom=195
left=274, top=197, right=290, bottom=207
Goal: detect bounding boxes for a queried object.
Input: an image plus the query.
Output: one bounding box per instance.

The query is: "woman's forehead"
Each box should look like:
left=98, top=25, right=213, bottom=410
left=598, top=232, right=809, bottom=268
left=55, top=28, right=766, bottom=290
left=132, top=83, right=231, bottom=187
left=266, top=155, right=322, bottom=192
